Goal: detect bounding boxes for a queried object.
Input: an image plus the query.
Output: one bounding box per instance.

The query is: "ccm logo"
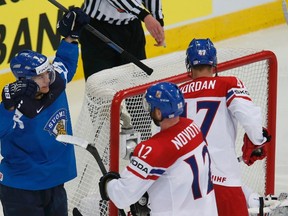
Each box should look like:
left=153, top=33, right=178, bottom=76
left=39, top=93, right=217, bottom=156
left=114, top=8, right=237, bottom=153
left=131, top=159, right=149, bottom=174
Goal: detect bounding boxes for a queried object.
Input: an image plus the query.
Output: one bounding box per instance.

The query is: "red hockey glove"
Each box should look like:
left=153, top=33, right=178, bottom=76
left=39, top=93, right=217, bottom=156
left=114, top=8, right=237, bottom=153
left=242, top=128, right=271, bottom=166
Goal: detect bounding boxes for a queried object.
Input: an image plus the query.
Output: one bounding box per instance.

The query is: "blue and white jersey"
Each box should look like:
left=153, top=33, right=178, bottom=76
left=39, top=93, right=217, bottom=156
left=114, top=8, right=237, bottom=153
left=0, top=40, right=78, bottom=190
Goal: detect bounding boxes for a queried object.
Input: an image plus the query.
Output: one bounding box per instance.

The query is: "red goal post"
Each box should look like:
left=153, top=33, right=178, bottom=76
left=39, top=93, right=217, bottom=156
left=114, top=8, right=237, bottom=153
left=69, top=49, right=277, bottom=216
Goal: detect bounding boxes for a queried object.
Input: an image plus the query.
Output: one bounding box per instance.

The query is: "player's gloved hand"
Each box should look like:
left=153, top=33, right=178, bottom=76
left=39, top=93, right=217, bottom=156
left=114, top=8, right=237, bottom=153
left=242, top=128, right=271, bottom=166
left=262, top=128, right=271, bottom=142
left=130, top=192, right=150, bottom=216
left=57, top=7, right=90, bottom=39
left=99, top=171, right=120, bottom=201
left=1, top=79, right=38, bottom=110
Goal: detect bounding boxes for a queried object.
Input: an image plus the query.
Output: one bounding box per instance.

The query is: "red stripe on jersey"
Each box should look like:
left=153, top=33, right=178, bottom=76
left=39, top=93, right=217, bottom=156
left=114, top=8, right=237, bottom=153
left=226, top=95, right=252, bottom=107
left=180, top=76, right=252, bottom=105
left=128, top=118, right=205, bottom=179
left=127, top=166, right=159, bottom=180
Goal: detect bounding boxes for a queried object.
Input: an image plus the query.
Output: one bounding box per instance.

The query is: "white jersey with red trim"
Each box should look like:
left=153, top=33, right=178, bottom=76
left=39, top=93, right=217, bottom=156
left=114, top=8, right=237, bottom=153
left=179, top=76, right=265, bottom=187
left=107, top=117, right=218, bottom=216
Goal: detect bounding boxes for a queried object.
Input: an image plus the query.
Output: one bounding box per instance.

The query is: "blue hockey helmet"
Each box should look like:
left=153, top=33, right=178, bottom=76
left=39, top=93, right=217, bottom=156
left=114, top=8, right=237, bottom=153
left=10, top=50, right=55, bottom=83
left=143, top=82, right=184, bottom=119
left=185, top=38, right=217, bottom=71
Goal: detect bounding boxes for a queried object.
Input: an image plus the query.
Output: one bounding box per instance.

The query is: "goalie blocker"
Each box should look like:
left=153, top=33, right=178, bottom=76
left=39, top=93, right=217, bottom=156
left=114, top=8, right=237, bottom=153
left=241, top=128, right=271, bottom=166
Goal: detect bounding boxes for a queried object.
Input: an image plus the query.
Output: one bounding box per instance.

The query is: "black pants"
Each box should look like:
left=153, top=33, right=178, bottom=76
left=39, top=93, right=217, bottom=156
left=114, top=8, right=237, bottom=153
left=79, top=18, right=146, bottom=80
left=0, top=184, right=68, bottom=216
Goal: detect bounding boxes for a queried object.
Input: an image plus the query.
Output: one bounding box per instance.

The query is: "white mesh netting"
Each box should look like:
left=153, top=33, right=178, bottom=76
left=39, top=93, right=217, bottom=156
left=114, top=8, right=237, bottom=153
left=65, top=49, right=276, bottom=216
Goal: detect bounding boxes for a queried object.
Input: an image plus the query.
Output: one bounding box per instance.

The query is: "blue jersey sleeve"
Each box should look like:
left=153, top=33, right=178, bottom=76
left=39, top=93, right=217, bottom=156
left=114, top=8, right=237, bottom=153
left=0, top=104, right=15, bottom=137
left=53, top=40, right=79, bottom=83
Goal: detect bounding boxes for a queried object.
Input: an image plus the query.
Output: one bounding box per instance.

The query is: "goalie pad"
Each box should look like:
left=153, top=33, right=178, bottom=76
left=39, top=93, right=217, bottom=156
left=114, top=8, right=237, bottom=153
left=248, top=193, right=288, bottom=216
left=120, top=128, right=141, bottom=160
left=120, top=101, right=141, bottom=160
left=120, top=101, right=133, bottom=129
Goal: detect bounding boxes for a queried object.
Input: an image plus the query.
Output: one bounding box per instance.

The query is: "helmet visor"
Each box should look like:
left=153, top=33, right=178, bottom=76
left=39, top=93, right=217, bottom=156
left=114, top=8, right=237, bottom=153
left=31, top=65, right=55, bottom=86
left=47, top=66, right=56, bottom=85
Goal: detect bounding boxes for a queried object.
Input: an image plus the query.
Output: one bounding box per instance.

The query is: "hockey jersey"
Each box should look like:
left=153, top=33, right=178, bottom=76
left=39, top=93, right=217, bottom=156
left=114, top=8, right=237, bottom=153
left=179, top=76, right=265, bottom=187
left=0, top=40, right=78, bottom=190
left=107, top=117, right=218, bottom=216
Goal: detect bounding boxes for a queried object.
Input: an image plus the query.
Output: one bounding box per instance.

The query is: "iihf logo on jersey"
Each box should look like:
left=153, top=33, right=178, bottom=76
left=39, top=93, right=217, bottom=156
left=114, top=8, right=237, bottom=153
left=44, top=108, right=68, bottom=136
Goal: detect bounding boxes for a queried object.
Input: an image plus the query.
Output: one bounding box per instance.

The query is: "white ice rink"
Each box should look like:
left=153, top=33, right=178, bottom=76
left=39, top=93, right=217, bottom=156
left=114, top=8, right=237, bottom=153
left=1, top=24, right=287, bottom=215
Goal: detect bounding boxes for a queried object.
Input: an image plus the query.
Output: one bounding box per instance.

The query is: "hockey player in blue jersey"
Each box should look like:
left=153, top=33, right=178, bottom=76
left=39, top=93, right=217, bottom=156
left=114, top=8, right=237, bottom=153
left=0, top=8, right=89, bottom=216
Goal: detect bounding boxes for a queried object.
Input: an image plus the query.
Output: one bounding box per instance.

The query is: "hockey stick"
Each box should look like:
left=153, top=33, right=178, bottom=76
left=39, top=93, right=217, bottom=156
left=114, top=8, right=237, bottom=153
left=282, top=0, right=288, bottom=25
left=72, top=208, right=83, bottom=216
left=56, top=135, right=127, bottom=216
left=48, top=0, right=153, bottom=76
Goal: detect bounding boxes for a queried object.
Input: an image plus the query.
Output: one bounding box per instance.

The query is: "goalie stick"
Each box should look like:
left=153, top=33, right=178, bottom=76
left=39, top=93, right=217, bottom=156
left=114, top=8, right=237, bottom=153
left=282, top=0, right=288, bottom=25
left=48, top=0, right=153, bottom=76
left=56, top=134, right=127, bottom=216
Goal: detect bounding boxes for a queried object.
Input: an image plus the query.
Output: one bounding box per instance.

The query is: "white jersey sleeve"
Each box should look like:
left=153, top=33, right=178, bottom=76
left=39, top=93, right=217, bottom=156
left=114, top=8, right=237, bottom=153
left=229, top=97, right=265, bottom=145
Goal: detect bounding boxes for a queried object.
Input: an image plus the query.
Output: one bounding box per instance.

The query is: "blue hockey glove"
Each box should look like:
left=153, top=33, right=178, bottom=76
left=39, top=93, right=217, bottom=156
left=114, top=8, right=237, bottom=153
left=99, top=172, right=120, bottom=201
left=1, top=79, right=38, bottom=110
left=57, top=7, right=90, bottom=39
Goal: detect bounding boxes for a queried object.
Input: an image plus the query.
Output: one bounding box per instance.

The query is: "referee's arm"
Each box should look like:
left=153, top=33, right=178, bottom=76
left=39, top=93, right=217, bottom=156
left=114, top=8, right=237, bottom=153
left=108, top=0, right=165, bottom=45
left=143, top=0, right=164, bottom=26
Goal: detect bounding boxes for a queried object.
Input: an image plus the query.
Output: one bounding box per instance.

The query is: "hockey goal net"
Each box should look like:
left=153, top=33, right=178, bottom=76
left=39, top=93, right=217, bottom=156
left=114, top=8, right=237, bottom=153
left=66, top=49, right=277, bottom=216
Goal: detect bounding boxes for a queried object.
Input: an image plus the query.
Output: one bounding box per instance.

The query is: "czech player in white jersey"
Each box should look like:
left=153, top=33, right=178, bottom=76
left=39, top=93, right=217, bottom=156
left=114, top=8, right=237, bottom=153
left=179, top=38, right=271, bottom=216
left=99, top=82, right=218, bottom=216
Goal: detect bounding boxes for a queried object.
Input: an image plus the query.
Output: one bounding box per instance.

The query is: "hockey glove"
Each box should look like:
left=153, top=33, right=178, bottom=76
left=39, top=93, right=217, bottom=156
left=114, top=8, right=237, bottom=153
left=99, top=171, right=120, bottom=201
left=130, top=192, right=150, bottom=216
left=242, top=128, right=271, bottom=166
left=1, top=79, right=38, bottom=110
left=57, top=7, right=90, bottom=39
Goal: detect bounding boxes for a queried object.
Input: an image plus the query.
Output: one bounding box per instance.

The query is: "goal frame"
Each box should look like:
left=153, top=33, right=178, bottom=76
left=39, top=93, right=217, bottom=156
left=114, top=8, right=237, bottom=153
left=108, top=50, right=277, bottom=216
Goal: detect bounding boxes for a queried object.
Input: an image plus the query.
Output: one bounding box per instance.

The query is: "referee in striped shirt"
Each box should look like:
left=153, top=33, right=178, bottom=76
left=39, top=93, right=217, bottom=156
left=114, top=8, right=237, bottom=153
left=80, top=0, right=165, bottom=80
